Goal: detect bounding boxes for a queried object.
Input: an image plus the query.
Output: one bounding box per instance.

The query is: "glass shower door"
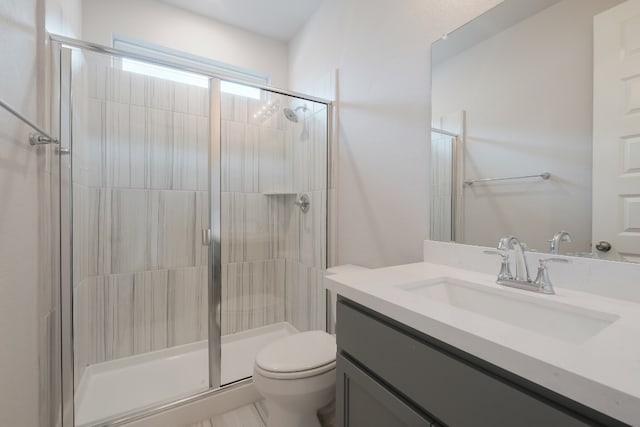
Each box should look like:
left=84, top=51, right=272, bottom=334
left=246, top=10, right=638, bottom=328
left=430, top=130, right=457, bottom=242
left=65, top=46, right=214, bottom=426
left=218, top=82, right=329, bottom=385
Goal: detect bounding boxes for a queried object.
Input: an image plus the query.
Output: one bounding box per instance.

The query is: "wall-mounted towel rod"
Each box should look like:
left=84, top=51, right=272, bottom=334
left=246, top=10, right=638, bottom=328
left=431, top=127, right=459, bottom=138
left=464, top=172, right=550, bottom=186
left=0, top=98, right=58, bottom=145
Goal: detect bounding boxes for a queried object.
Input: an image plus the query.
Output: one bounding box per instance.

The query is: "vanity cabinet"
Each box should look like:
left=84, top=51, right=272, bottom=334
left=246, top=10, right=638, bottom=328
left=335, top=298, right=626, bottom=427
left=337, top=354, right=434, bottom=426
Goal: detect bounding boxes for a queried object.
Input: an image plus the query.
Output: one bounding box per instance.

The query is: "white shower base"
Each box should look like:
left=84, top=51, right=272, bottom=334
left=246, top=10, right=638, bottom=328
left=75, top=322, right=298, bottom=427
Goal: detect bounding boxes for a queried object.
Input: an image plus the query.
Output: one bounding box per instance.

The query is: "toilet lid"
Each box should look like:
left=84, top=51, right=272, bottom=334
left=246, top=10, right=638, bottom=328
left=255, top=331, right=336, bottom=373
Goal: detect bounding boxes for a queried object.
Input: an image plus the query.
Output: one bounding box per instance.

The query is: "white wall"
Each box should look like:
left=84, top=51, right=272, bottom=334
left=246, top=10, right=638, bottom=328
left=0, top=1, right=80, bottom=426
left=47, top=0, right=82, bottom=37
left=0, top=5, right=43, bottom=425
left=82, top=0, right=289, bottom=88
left=432, top=0, right=620, bottom=252
left=289, top=0, right=502, bottom=268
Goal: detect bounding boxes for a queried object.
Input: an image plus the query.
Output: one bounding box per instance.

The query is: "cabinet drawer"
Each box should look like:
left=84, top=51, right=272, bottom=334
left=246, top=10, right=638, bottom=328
left=337, top=354, right=434, bottom=427
left=337, top=300, right=592, bottom=427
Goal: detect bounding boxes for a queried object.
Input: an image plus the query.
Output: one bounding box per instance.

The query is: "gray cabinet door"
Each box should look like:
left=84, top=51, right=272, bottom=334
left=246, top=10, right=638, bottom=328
left=338, top=300, right=597, bottom=427
left=337, top=354, right=434, bottom=427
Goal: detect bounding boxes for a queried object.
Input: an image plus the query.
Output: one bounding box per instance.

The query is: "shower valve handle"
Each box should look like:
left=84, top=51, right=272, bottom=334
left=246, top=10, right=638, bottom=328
left=295, top=194, right=311, bottom=213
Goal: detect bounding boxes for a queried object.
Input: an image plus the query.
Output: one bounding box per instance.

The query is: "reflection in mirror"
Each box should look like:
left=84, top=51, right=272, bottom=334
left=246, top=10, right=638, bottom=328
left=430, top=0, right=640, bottom=263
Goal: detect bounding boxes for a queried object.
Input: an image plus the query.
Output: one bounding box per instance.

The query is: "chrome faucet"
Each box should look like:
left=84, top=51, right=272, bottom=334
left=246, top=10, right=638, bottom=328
left=549, top=231, right=571, bottom=254
left=484, top=235, right=570, bottom=295
left=498, top=236, right=529, bottom=282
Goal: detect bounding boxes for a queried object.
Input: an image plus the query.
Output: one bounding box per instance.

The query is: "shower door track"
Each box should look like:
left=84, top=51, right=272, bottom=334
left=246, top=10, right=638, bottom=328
left=83, top=379, right=254, bottom=427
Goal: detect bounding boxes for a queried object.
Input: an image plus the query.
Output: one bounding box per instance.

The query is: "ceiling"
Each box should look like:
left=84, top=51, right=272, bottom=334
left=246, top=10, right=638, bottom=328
left=158, top=0, right=324, bottom=41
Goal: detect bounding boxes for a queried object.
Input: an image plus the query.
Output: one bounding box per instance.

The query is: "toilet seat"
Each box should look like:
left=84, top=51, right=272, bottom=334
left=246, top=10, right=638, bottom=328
left=255, top=331, right=336, bottom=380
left=255, top=360, right=336, bottom=380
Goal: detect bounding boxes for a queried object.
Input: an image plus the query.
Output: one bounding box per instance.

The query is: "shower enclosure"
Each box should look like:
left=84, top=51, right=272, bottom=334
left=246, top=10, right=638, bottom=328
left=53, top=36, right=330, bottom=427
left=430, top=114, right=464, bottom=243
left=430, top=129, right=457, bottom=241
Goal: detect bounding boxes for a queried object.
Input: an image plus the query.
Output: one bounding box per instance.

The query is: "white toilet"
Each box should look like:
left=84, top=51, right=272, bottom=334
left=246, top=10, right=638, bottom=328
left=253, top=330, right=337, bottom=427
left=253, top=264, right=369, bottom=427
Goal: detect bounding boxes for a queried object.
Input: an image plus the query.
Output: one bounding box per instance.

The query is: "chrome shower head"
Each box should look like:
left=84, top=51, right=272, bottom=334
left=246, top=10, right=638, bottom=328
left=283, top=107, right=299, bottom=123
left=283, top=105, right=308, bottom=123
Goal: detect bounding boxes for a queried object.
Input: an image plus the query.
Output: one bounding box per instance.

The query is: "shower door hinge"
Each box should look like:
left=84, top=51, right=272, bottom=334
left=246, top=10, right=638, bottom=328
left=201, top=229, right=212, bottom=246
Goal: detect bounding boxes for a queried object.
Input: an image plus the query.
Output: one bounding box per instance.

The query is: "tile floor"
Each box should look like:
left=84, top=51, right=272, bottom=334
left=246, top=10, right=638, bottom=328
left=185, top=401, right=267, bottom=427
left=185, top=399, right=336, bottom=427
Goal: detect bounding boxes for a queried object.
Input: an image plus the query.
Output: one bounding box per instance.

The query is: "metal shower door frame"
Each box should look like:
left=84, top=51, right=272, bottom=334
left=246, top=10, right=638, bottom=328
left=58, top=43, right=74, bottom=427
left=208, top=78, right=222, bottom=390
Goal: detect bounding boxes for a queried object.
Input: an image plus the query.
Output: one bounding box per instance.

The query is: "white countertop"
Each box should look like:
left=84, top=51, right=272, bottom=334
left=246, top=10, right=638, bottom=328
left=325, top=262, right=640, bottom=425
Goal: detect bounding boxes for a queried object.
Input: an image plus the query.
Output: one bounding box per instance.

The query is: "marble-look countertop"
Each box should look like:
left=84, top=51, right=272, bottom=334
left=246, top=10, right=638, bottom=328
left=325, top=262, right=640, bottom=425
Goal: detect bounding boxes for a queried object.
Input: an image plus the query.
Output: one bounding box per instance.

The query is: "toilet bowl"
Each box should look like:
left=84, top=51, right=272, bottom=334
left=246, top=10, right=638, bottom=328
left=253, top=330, right=337, bottom=427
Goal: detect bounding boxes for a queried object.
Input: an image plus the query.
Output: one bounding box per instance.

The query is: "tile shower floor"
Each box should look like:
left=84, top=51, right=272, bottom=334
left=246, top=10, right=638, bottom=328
left=75, top=322, right=297, bottom=426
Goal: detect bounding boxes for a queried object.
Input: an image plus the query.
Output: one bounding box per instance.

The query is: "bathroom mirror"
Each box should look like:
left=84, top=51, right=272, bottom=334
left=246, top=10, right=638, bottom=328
left=430, top=0, right=640, bottom=263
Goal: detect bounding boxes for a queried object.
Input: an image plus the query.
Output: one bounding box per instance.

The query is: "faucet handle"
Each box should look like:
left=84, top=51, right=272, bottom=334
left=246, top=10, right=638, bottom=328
left=483, top=250, right=512, bottom=280
left=534, top=257, right=571, bottom=294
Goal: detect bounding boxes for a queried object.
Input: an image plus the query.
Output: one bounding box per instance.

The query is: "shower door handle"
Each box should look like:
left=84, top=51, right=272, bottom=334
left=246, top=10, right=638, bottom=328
left=202, top=229, right=212, bottom=246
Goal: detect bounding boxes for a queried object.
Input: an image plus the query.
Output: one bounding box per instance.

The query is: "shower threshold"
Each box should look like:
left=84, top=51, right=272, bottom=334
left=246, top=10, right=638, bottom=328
left=74, top=322, right=298, bottom=427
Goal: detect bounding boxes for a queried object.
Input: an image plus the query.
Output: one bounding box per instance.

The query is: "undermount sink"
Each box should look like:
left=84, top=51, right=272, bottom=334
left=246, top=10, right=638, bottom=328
left=397, top=277, right=619, bottom=344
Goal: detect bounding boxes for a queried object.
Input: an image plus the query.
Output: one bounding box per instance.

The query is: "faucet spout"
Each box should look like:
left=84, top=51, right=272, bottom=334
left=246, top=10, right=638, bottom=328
left=549, top=231, right=572, bottom=255
left=487, top=236, right=560, bottom=295
left=498, top=236, right=529, bottom=282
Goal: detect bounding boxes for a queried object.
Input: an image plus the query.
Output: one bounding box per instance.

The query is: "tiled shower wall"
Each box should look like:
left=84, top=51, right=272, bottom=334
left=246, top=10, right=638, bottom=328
left=72, top=52, right=328, bottom=381
left=220, top=92, right=327, bottom=335
left=220, top=92, right=288, bottom=335
left=283, top=103, right=328, bottom=333
left=72, top=55, right=210, bottom=381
